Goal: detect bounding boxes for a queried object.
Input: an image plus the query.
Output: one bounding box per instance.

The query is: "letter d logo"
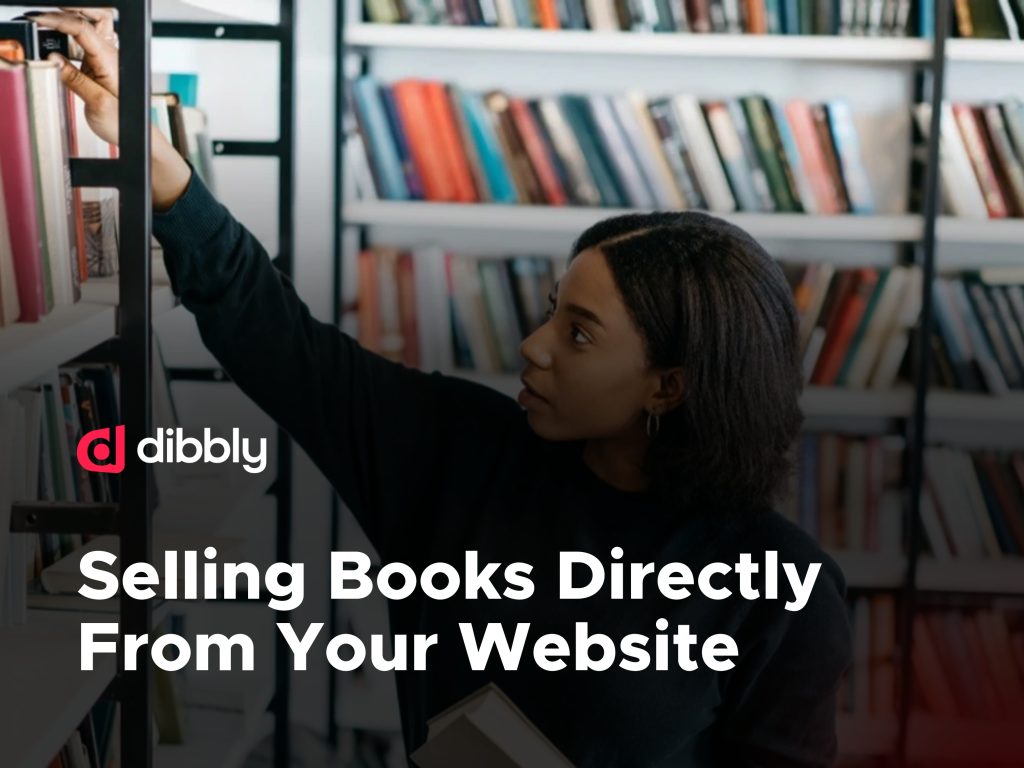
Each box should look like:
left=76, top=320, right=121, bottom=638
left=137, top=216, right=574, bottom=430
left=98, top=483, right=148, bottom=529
left=77, top=425, right=126, bottom=474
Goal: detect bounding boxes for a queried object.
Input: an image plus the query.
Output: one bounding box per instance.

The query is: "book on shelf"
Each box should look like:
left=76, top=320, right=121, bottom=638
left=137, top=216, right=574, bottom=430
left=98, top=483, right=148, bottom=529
left=839, top=594, right=899, bottom=719
left=46, top=699, right=121, bottom=768
left=361, top=0, right=917, bottom=36
left=410, top=682, right=573, bottom=768
left=952, top=0, right=1024, bottom=40
left=0, top=33, right=216, bottom=323
left=921, top=446, right=1024, bottom=559
left=346, top=75, right=879, bottom=217
left=929, top=273, right=1024, bottom=395
left=915, top=100, right=1024, bottom=221
left=912, top=606, right=1024, bottom=722
left=781, top=432, right=905, bottom=554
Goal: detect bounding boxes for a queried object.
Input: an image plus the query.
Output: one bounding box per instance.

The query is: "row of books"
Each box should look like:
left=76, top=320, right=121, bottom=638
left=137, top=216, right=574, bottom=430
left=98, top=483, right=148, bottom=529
left=349, top=76, right=877, bottom=214
left=0, top=365, right=120, bottom=623
left=931, top=274, right=1024, bottom=395
left=916, top=101, right=1024, bottom=220
left=953, top=0, right=1024, bottom=40
left=922, top=446, right=1024, bottom=559
left=840, top=594, right=898, bottom=717
left=784, top=434, right=905, bottom=555
left=788, top=264, right=923, bottom=390
left=46, top=701, right=120, bottom=768
left=363, top=0, right=916, bottom=35
left=912, top=607, right=1024, bottom=721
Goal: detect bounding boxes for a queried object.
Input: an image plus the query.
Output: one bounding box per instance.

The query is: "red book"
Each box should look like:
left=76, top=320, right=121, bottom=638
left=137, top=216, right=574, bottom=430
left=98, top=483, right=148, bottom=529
left=0, top=61, right=45, bottom=321
left=392, top=80, right=457, bottom=202
left=813, top=268, right=880, bottom=386
left=954, top=103, right=1009, bottom=219
left=508, top=98, right=567, bottom=206
left=357, top=249, right=381, bottom=351
left=423, top=82, right=477, bottom=203
left=745, top=0, right=768, bottom=33
left=785, top=100, right=843, bottom=215
left=535, top=0, right=561, bottom=29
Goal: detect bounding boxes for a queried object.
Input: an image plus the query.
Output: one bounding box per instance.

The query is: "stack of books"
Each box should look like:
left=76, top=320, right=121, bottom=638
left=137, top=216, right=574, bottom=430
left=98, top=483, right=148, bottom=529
left=930, top=273, right=1024, bottom=395
left=362, top=0, right=917, bottom=36
left=922, top=446, right=1024, bottom=559
left=915, top=101, right=1024, bottom=220
left=349, top=76, right=877, bottom=215
left=784, top=433, right=906, bottom=555
left=912, top=606, right=1024, bottom=721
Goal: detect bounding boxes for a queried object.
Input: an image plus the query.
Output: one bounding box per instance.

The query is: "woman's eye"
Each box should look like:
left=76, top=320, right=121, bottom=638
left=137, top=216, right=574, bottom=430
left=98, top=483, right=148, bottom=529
left=570, top=325, right=590, bottom=345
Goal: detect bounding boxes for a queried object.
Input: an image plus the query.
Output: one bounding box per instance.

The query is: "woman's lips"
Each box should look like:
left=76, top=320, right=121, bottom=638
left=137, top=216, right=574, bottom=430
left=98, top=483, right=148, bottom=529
left=518, top=377, right=549, bottom=407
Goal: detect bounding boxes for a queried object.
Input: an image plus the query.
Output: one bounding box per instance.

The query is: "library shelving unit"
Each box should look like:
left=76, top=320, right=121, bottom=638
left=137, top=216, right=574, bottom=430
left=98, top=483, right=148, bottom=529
left=1, top=0, right=156, bottom=766
left=331, top=0, right=1024, bottom=764
left=150, top=2, right=296, bottom=767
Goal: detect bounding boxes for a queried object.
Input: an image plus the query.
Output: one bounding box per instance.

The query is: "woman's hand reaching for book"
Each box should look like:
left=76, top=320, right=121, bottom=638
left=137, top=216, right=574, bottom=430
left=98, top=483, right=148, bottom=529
left=32, top=8, right=192, bottom=211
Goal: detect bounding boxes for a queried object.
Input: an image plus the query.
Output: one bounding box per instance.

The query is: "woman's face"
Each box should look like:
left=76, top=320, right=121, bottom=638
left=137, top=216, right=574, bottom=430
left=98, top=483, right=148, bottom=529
left=518, top=248, right=656, bottom=441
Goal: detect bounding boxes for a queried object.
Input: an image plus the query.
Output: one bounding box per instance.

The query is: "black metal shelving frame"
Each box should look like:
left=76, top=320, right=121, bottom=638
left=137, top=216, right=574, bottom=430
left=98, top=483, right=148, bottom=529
left=328, top=0, right=1024, bottom=766
left=2, top=1, right=296, bottom=766
left=152, top=4, right=296, bottom=768
left=2, top=0, right=153, bottom=765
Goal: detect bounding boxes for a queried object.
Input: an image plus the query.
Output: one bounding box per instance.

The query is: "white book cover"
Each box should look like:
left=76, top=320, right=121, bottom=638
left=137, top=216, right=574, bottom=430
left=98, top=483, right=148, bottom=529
left=26, top=61, right=74, bottom=308
left=671, top=96, right=736, bottom=213
left=412, top=246, right=454, bottom=374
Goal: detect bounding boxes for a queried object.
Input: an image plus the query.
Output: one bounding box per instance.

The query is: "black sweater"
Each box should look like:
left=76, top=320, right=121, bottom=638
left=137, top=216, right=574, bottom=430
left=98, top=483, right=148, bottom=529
left=153, top=172, right=852, bottom=767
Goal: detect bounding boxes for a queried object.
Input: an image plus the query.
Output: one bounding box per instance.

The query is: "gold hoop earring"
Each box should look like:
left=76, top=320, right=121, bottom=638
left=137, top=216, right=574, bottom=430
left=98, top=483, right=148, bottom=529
left=646, top=411, right=661, bottom=438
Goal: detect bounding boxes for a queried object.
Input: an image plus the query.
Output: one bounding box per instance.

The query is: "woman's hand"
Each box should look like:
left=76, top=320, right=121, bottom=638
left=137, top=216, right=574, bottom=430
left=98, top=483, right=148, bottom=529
left=33, top=8, right=192, bottom=210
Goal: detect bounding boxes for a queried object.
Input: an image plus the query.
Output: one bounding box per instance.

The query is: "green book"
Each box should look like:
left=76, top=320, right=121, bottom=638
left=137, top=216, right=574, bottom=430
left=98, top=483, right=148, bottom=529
left=558, top=95, right=627, bottom=208
left=740, top=96, right=801, bottom=213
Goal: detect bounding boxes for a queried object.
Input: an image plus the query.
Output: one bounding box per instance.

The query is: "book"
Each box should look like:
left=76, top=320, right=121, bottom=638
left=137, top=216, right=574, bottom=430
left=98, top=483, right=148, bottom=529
left=410, top=683, right=573, bottom=768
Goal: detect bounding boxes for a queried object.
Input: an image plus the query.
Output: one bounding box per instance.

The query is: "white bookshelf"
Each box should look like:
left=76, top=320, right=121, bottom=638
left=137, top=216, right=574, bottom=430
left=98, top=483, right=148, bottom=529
left=0, top=261, right=178, bottom=395
left=937, top=216, right=1024, bottom=245
left=946, top=38, right=1024, bottom=64
left=346, top=201, right=925, bottom=243
left=0, top=610, right=118, bottom=768
left=915, top=557, right=1024, bottom=595
left=829, top=551, right=905, bottom=589
left=347, top=23, right=933, bottom=62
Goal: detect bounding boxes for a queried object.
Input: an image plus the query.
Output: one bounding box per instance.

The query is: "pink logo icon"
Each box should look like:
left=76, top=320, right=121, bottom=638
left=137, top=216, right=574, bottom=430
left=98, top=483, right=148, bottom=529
left=77, top=425, right=126, bottom=474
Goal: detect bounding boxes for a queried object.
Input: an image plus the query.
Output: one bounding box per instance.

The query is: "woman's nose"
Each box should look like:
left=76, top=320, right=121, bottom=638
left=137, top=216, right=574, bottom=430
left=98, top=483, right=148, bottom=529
left=520, top=325, right=554, bottom=369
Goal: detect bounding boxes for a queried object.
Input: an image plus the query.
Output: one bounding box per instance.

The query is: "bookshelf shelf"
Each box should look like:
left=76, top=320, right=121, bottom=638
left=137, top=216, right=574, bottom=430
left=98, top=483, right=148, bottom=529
left=927, top=391, right=1024, bottom=423
left=936, top=216, right=1024, bottom=245
left=0, top=611, right=118, bottom=768
left=154, top=709, right=274, bottom=768
left=915, top=557, right=1024, bottom=595
left=346, top=201, right=925, bottom=243
left=829, top=552, right=905, bottom=589
left=345, top=23, right=934, bottom=62
left=0, top=265, right=177, bottom=395
left=945, top=39, right=1024, bottom=63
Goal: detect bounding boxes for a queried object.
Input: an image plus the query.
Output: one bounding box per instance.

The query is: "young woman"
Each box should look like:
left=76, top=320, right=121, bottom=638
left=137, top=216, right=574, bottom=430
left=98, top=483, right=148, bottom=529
left=39, top=10, right=851, bottom=766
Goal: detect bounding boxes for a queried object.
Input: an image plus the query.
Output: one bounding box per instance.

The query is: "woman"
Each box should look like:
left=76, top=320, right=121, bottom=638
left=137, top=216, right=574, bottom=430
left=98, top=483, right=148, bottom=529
left=39, top=10, right=851, bottom=766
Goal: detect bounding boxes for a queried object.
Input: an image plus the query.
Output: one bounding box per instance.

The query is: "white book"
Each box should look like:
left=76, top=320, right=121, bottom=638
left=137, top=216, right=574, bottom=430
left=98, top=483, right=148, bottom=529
left=412, top=247, right=454, bottom=373
left=449, top=257, right=500, bottom=374
left=0, top=167, right=21, bottom=326
left=845, top=267, right=909, bottom=389
left=412, top=683, right=573, bottom=768
left=26, top=61, right=75, bottom=309
left=933, top=103, right=988, bottom=219
left=798, top=263, right=837, bottom=355
left=588, top=94, right=656, bottom=209
left=671, top=95, right=736, bottom=213
left=493, top=0, right=518, bottom=26
left=926, top=448, right=985, bottom=559
left=618, top=93, right=685, bottom=209
left=919, top=485, right=952, bottom=560
left=585, top=0, right=619, bottom=29
left=954, top=450, right=1002, bottom=558
left=869, top=266, right=921, bottom=388
left=998, top=0, right=1021, bottom=40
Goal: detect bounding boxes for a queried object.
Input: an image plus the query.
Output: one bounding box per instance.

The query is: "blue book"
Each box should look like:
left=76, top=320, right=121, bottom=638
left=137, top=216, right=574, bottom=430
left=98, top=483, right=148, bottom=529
left=798, top=435, right=818, bottom=539
left=378, top=85, right=425, bottom=200
left=919, top=0, right=934, bottom=39
left=352, top=76, right=409, bottom=201
left=460, top=91, right=518, bottom=204
left=559, top=95, right=627, bottom=208
left=782, top=0, right=801, bottom=34
left=826, top=100, right=875, bottom=215
left=168, top=73, right=198, bottom=107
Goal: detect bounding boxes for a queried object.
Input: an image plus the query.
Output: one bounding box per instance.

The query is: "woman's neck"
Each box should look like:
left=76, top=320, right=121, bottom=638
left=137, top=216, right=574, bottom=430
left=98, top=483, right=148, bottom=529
left=583, top=433, right=651, bottom=493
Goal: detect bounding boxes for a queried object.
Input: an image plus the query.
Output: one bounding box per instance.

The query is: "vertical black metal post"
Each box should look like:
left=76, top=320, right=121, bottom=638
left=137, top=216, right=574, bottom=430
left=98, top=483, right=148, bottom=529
left=327, top=0, right=348, bottom=752
left=897, top=0, right=949, bottom=763
left=117, top=0, right=154, bottom=766
left=275, top=1, right=296, bottom=766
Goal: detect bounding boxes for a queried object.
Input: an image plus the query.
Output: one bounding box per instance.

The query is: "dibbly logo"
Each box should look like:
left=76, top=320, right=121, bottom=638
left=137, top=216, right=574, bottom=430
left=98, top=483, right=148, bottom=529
left=76, top=427, right=268, bottom=474
left=77, top=425, right=126, bottom=474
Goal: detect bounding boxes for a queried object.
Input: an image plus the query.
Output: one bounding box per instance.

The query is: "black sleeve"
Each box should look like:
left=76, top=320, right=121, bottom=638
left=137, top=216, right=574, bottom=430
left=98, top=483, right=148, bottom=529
left=716, top=559, right=852, bottom=768
left=152, top=171, right=523, bottom=559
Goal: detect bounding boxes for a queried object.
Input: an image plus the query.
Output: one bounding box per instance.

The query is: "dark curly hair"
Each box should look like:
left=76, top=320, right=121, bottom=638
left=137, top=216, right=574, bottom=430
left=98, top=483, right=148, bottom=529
left=570, top=211, right=803, bottom=515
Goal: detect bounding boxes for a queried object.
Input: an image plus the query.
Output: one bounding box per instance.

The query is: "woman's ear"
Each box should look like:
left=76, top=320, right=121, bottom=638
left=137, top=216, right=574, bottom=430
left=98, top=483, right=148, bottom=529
left=648, top=367, right=685, bottom=416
